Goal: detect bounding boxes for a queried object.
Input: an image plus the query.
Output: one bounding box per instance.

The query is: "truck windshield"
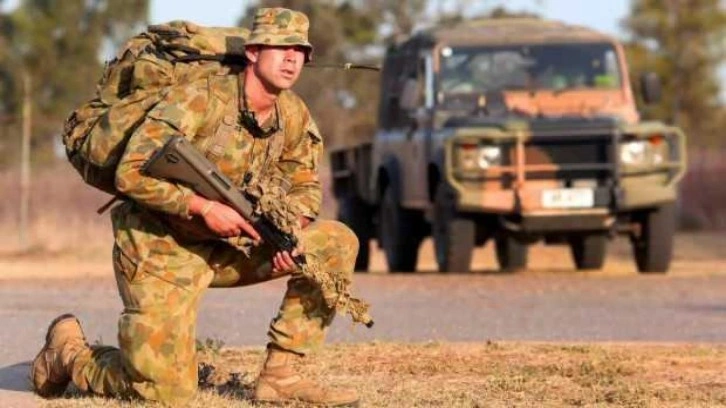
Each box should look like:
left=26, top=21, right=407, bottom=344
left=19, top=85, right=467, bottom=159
left=438, top=43, right=622, bottom=95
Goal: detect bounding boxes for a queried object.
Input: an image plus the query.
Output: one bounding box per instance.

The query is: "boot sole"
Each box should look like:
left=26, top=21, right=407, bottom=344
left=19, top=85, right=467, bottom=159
left=29, top=313, right=80, bottom=398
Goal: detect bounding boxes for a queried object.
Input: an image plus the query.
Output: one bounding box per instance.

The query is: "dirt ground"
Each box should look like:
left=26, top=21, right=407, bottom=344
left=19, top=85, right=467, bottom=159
left=2, top=231, right=723, bottom=280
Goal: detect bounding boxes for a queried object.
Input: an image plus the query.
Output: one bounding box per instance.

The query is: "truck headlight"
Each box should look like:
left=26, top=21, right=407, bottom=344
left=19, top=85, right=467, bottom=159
left=620, top=140, right=648, bottom=165
left=478, top=146, right=502, bottom=168
left=619, top=137, right=668, bottom=166
left=456, top=143, right=503, bottom=170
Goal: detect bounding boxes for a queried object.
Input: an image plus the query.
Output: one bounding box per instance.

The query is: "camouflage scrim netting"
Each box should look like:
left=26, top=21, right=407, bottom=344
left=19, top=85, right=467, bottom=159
left=62, top=20, right=250, bottom=195
left=248, top=177, right=373, bottom=327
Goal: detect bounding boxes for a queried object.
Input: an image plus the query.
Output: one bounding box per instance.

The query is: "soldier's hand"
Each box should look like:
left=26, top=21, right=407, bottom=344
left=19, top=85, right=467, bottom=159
left=190, top=196, right=261, bottom=241
left=272, top=246, right=303, bottom=274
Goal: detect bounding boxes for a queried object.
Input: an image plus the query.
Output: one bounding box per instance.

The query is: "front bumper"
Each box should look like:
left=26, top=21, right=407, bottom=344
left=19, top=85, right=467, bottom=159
left=457, top=184, right=679, bottom=233
left=444, top=122, right=687, bottom=226
left=456, top=182, right=677, bottom=214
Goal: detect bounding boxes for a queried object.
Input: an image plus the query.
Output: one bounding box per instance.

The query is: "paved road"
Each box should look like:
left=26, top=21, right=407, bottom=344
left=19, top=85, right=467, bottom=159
left=3, top=273, right=726, bottom=406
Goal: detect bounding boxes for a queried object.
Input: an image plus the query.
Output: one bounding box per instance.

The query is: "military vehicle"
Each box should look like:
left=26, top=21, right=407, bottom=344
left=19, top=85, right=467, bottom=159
left=330, top=18, right=687, bottom=273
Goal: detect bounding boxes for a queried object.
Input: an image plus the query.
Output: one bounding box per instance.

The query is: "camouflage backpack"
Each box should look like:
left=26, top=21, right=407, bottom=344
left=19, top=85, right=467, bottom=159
left=61, top=21, right=249, bottom=195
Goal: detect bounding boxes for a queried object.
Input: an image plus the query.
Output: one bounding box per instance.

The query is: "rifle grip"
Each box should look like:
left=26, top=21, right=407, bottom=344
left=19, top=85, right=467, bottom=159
left=293, top=254, right=307, bottom=265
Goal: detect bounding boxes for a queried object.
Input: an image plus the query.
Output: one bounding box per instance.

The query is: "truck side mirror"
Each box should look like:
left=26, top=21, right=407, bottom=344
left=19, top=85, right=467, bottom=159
left=399, top=78, right=420, bottom=111
left=640, top=72, right=662, bottom=105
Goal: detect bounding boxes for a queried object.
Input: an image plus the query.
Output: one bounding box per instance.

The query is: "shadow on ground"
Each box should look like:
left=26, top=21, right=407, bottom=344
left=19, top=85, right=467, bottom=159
left=0, top=362, right=38, bottom=406
left=0, top=362, right=30, bottom=392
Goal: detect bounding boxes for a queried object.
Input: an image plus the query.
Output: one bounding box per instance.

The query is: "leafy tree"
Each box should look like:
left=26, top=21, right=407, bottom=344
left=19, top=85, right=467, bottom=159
left=622, top=0, right=726, bottom=146
left=487, top=5, right=541, bottom=19
left=0, top=0, right=148, bottom=163
left=369, top=0, right=428, bottom=43
left=438, top=4, right=540, bottom=27
left=0, top=7, right=17, bottom=121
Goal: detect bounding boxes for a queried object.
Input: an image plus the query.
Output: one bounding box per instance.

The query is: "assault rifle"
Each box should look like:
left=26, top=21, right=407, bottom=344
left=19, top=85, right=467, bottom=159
left=141, top=135, right=304, bottom=264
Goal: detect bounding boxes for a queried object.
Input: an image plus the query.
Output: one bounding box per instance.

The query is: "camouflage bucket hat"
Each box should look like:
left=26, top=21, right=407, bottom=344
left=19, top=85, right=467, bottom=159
left=245, top=7, right=314, bottom=62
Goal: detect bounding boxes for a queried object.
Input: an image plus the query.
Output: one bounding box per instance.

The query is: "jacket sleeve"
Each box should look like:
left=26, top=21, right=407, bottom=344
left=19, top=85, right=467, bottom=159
left=274, top=106, right=324, bottom=219
left=114, top=80, right=210, bottom=218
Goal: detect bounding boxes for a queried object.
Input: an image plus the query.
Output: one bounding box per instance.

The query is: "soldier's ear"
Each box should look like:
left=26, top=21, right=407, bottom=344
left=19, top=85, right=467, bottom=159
left=245, top=46, right=260, bottom=63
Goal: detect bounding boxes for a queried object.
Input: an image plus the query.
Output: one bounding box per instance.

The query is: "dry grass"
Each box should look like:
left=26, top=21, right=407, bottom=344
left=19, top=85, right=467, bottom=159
left=0, top=162, right=339, bottom=257
left=683, top=147, right=726, bottom=229
left=0, top=164, right=113, bottom=257
left=39, top=341, right=726, bottom=407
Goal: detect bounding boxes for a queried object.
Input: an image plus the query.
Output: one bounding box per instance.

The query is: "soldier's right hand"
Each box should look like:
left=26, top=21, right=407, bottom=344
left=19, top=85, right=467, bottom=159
left=190, top=196, right=261, bottom=241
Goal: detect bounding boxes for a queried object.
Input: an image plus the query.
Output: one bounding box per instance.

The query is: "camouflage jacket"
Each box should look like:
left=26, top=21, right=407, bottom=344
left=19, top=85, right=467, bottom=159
left=114, top=71, right=323, bottom=237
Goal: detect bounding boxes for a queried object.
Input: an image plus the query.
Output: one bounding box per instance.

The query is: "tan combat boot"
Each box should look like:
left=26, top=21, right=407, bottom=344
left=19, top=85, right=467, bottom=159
left=30, top=314, right=90, bottom=398
left=254, top=345, right=359, bottom=407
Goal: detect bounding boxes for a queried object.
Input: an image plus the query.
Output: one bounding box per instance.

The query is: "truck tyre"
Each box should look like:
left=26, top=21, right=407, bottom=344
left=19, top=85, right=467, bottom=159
left=380, top=186, right=422, bottom=272
left=632, top=202, right=676, bottom=274
left=495, top=235, right=528, bottom=272
left=433, top=183, right=475, bottom=272
left=337, top=196, right=372, bottom=272
left=569, top=233, right=607, bottom=270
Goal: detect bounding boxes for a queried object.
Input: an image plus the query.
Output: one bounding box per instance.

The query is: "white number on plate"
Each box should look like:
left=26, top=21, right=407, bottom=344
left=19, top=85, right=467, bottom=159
left=541, top=188, right=594, bottom=209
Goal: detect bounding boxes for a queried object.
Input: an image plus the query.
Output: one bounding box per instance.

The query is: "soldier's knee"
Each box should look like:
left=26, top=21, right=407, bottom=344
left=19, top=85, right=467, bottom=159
left=327, top=221, right=359, bottom=275
left=330, top=220, right=360, bottom=254
left=305, top=220, right=359, bottom=272
left=307, top=220, right=359, bottom=253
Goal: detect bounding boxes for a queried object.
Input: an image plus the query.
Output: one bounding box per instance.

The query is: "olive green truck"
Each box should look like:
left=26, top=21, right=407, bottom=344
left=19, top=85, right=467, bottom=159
left=329, top=18, right=687, bottom=273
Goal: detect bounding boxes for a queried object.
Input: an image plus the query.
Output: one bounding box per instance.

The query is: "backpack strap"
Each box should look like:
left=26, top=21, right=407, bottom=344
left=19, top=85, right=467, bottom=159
left=96, top=194, right=122, bottom=214
left=172, top=53, right=248, bottom=65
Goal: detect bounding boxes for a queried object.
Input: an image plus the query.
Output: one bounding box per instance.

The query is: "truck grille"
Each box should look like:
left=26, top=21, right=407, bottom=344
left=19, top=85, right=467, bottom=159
left=499, top=134, right=617, bottom=182
left=521, top=138, right=612, bottom=166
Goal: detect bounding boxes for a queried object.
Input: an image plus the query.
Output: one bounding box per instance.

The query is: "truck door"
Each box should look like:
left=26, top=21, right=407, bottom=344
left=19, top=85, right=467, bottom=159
left=405, top=53, right=435, bottom=208
left=398, top=53, right=435, bottom=209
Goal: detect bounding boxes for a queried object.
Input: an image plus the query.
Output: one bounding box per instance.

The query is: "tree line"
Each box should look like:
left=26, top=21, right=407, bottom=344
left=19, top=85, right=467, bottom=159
left=1, top=0, right=725, bottom=169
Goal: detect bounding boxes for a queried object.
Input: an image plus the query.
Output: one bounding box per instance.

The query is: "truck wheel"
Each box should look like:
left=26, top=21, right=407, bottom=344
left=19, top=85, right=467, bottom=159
left=380, top=186, right=422, bottom=272
left=495, top=235, right=528, bottom=272
left=433, top=183, right=475, bottom=272
left=569, top=233, right=607, bottom=270
left=337, top=196, right=372, bottom=272
left=632, top=202, right=676, bottom=274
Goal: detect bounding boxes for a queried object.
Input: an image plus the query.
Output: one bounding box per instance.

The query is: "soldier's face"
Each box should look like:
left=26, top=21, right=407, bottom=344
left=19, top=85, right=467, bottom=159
left=248, top=46, right=306, bottom=91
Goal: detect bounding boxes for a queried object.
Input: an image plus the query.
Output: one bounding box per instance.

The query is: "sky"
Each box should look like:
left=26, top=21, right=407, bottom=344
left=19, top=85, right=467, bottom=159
left=1, top=0, right=630, bottom=36
left=145, top=0, right=630, bottom=37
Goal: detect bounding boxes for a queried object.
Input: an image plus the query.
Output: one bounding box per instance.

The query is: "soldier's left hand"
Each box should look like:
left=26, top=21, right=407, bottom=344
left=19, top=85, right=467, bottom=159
left=272, top=246, right=304, bottom=273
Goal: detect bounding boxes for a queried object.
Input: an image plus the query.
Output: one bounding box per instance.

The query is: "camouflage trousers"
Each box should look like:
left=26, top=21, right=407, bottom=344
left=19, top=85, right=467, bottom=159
left=68, top=210, right=358, bottom=405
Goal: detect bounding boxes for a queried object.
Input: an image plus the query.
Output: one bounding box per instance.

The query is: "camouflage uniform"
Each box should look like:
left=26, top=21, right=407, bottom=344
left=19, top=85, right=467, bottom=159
left=59, top=9, right=359, bottom=405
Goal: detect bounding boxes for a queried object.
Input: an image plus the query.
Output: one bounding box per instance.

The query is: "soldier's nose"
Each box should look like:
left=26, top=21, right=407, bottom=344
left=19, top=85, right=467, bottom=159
left=283, top=48, right=301, bottom=62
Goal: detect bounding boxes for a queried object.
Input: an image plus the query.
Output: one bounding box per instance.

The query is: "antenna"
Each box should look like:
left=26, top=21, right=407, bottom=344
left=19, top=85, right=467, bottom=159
left=306, top=63, right=381, bottom=71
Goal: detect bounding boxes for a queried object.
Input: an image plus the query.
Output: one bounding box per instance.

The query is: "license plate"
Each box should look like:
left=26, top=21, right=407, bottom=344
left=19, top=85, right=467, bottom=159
left=541, top=188, right=594, bottom=209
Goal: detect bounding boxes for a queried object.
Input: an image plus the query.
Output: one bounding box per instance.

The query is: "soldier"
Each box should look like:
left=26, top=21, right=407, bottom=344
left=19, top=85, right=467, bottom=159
left=30, top=7, right=361, bottom=407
